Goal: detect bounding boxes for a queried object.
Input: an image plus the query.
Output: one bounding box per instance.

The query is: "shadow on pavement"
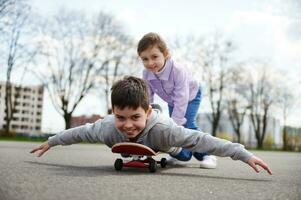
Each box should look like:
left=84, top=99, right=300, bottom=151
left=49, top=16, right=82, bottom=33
left=26, top=161, right=272, bottom=182
left=26, top=161, right=115, bottom=177
left=161, top=171, right=272, bottom=182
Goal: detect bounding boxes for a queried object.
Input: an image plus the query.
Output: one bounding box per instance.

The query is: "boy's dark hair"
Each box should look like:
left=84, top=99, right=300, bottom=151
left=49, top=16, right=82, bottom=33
left=137, top=32, right=170, bottom=58
left=111, top=76, right=150, bottom=111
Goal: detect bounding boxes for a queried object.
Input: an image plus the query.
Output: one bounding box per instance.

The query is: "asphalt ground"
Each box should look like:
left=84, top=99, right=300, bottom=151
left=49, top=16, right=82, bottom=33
left=0, top=141, right=300, bottom=200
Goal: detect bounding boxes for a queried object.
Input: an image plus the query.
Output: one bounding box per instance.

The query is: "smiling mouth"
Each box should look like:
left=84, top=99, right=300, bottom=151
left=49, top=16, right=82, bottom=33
left=124, top=129, right=136, bottom=135
left=148, top=65, right=157, bottom=69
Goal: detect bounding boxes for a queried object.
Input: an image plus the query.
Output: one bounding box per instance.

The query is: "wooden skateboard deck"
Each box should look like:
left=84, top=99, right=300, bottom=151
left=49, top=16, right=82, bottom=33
left=112, top=142, right=158, bottom=156
left=111, top=142, right=167, bottom=172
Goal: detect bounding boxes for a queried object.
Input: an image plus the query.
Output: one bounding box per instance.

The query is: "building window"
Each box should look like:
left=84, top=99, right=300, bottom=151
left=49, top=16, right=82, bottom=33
left=12, top=125, right=19, bottom=129
left=21, top=125, right=28, bottom=129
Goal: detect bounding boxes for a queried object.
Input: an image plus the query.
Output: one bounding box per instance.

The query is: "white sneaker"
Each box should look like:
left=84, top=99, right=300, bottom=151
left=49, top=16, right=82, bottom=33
left=199, top=155, right=217, bottom=169
left=166, top=155, right=180, bottom=165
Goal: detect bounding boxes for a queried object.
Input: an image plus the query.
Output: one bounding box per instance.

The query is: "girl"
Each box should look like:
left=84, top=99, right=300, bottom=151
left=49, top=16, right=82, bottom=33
left=137, top=32, right=217, bottom=169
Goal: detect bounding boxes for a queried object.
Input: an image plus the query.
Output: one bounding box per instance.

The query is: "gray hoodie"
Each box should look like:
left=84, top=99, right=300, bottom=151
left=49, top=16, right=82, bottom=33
left=48, top=110, right=253, bottom=162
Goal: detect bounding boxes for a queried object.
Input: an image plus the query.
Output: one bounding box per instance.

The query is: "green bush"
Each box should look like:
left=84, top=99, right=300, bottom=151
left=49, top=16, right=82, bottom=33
left=263, top=134, right=274, bottom=149
left=216, top=132, right=232, bottom=141
left=0, top=130, right=17, bottom=137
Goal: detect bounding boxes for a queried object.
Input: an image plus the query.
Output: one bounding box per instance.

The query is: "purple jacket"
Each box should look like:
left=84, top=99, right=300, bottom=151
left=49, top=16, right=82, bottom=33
left=143, top=58, right=199, bottom=125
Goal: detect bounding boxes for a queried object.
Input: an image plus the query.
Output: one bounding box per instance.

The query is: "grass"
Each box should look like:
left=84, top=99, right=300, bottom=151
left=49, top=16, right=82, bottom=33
left=0, top=136, right=47, bottom=142
left=0, top=136, right=104, bottom=145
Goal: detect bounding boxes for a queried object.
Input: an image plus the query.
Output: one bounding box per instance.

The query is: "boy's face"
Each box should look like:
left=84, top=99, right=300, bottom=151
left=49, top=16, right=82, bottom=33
left=113, top=106, right=152, bottom=139
left=139, top=46, right=167, bottom=73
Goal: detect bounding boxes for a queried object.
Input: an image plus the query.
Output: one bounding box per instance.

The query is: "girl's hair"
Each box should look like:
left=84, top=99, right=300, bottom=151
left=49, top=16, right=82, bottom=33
left=137, top=32, right=170, bottom=57
left=111, top=76, right=150, bottom=111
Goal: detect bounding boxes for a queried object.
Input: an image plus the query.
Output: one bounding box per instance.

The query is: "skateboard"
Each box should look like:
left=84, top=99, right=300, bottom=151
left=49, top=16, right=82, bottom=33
left=111, top=142, right=167, bottom=172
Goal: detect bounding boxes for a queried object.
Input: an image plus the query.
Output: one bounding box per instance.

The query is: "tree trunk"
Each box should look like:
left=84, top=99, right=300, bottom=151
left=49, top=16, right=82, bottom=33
left=4, top=81, right=12, bottom=135
left=64, top=112, right=72, bottom=130
left=282, top=126, right=288, bottom=151
left=257, top=139, right=263, bottom=149
left=211, top=118, right=219, bottom=137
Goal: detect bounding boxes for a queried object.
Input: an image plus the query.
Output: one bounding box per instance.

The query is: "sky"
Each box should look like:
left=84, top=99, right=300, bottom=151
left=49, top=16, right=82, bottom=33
left=27, top=0, right=301, bottom=132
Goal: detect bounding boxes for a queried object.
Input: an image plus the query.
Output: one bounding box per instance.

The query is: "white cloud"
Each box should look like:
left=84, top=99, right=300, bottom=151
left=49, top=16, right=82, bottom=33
left=115, top=9, right=137, bottom=25
left=226, top=10, right=301, bottom=69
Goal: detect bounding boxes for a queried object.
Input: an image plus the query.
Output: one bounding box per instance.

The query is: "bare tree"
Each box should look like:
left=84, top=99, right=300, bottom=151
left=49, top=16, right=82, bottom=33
left=0, top=0, right=14, bottom=30
left=245, top=63, right=277, bottom=149
left=33, top=9, right=132, bottom=129
left=201, top=37, right=234, bottom=136
left=0, top=0, right=31, bottom=135
left=276, top=79, right=296, bottom=150
left=280, top=92, right=295, bottom=150
left=98, top=48, right=140, bottom=113
left=226, top=64, right=250, bottom=143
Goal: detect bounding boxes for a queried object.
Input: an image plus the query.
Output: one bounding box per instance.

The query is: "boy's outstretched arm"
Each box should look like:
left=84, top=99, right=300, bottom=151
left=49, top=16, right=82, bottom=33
left=30, top=141, right=51, bottom=157
left=246, top=155, right=273, bottom=175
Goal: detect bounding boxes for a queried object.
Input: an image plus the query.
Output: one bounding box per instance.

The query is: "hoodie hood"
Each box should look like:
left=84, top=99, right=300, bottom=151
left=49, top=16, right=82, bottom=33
left=133, top=109, right=161, bottom=143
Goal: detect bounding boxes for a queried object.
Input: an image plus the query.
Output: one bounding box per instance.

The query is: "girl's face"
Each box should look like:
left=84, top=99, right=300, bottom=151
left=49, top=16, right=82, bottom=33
left=139, top=46, right=167, bottom=73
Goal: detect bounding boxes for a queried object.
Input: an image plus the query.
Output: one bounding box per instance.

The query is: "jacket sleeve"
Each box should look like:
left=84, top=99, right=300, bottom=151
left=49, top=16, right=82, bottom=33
left=166, top=124, right=253, bottom=162
left=170, top=68, right=189, bottom=125
left=48, top=120, right=105, bottom=147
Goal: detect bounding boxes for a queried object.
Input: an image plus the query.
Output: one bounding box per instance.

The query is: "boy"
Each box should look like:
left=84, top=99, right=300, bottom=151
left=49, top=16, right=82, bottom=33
left=31, top=76, right=272, bottom=175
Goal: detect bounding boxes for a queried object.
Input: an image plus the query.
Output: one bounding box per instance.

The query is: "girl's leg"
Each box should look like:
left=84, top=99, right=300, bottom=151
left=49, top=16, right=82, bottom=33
left=183, top=89, right=209, bottom=160
left=169, top=88, right=217, bottom=168
left=168, top=88, right=201, bottom=129
left=170, top=148, right=192, bottom=161
left=183, top=89, right=202, bottom=130
left=168, top=105, right=192, bottom=161
left=169, top=88, right=208, bottom=161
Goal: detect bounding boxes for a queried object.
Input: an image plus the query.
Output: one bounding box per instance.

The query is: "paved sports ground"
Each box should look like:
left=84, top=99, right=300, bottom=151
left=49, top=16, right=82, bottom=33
left=0, top=141, right=300, bottom=200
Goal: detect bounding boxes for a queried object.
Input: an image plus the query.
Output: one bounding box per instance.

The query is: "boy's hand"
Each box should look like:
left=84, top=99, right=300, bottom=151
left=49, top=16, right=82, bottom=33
left=30, top=141, right=51, bottom=157
left=246, top=155, right=273, bottom=175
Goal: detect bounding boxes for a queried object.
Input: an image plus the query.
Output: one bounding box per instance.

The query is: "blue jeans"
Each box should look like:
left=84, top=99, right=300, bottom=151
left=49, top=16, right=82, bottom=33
left=168, top=88, right=208, bottom=161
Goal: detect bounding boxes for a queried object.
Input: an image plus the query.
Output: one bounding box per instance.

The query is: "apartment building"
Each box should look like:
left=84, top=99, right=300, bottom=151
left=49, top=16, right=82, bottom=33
left=0, top=82, right=43, bottom=134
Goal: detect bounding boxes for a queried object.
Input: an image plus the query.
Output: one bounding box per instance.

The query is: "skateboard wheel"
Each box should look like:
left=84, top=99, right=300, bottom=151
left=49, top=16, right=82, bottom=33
left=160, top=158, right=167, bottom=168
left=148, top=159, right=157, bottom=173
left=114, top=158, right=123, bottom=171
